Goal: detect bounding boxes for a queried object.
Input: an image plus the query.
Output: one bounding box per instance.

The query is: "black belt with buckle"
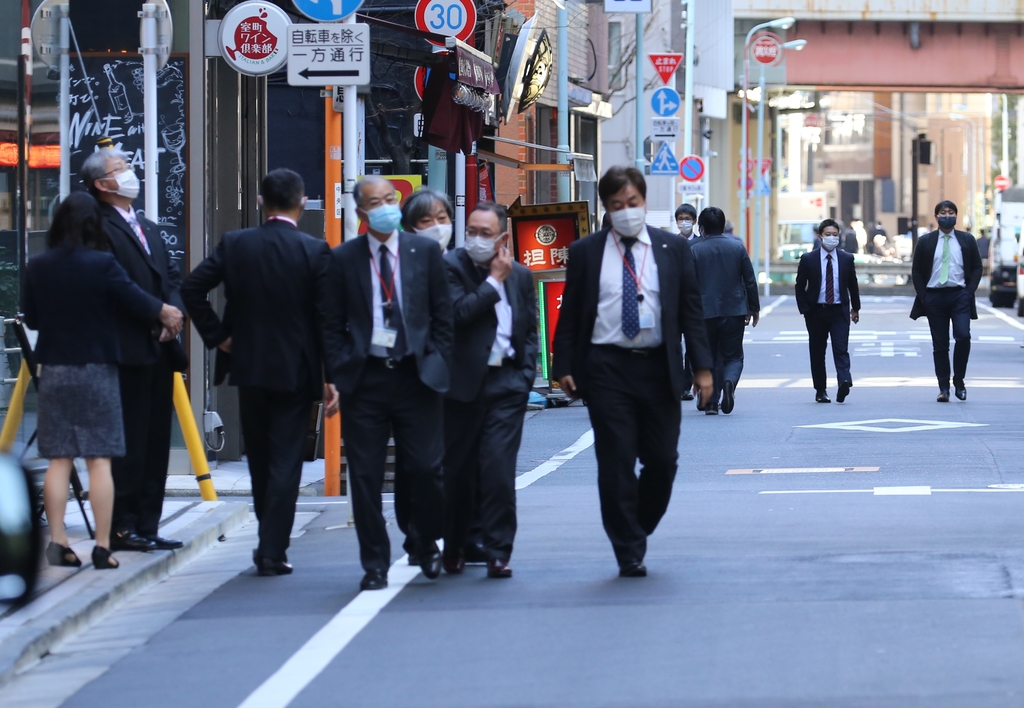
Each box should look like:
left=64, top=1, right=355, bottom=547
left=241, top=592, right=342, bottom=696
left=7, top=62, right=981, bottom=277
left=595, top=344, right=664, bottom=357
left=370, top=355, right=410, bottom=370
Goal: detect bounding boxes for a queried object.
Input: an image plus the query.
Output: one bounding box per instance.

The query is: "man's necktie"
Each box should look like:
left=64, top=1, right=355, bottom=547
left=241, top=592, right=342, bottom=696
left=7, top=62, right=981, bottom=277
left=378, top=245, right=406, bottom=359
left=127, top=214, right=151, bottom=255
left=621, top=237, right=640, bottom=340
left=939, top=233, right=951, bottom=285
left=825, top=254, right=835, bottom=305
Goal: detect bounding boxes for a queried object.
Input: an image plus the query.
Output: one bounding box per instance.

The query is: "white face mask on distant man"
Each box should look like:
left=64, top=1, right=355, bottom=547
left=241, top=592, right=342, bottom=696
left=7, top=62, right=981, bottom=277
left=822, top=235, right=840, bottom=252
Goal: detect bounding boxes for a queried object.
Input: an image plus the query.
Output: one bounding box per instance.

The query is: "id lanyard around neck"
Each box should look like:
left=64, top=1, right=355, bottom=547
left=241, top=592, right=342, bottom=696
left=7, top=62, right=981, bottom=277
left=613, top=233, right=649, bottom=302
left=369, top=240, right=399, bottom=308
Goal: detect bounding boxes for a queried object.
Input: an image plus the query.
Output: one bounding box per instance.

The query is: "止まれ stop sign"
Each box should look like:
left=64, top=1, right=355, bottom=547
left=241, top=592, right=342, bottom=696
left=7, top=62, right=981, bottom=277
left=415, top=0, right=477, bottom=47
left=679, top=154, right=705, bottom=182
left=751, top=34, right=782, bottom=67
left=995, top=174, right=1012, bottom=191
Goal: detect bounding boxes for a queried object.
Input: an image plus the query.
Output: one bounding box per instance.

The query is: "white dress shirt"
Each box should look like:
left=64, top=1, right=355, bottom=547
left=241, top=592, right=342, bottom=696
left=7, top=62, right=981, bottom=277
left=927, top=230, right=965, bottom=288
left=484, top=274, right=515, bottom=361
left=591, top=227, right=662, bottom=348
left=113, top=204, right=151, bottom=255
left=368, top=231, right=405, bottom=358
left=817, top=247, right=839, bottom=304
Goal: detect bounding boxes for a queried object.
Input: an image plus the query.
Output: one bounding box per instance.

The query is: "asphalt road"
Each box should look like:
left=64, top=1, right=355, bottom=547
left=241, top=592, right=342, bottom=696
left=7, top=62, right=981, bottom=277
left=7, top=295, right=1024, bottom=708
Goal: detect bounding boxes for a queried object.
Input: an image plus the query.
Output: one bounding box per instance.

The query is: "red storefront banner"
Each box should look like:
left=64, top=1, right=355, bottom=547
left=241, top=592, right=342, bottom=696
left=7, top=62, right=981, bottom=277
left=0, top=143, right=61, bottom=169
left=537, top=279, right=566, bottom=382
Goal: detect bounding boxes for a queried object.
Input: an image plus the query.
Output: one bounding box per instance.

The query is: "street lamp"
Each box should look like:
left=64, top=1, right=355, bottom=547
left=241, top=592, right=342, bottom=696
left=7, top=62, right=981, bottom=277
left=740, top=17, right=795, bottom=264
left=754, top=37, right=805, bottom=296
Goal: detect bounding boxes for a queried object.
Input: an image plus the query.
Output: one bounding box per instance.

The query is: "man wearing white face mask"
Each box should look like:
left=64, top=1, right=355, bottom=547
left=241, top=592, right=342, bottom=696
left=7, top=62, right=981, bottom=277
left=552, top=166, right=714, bottom=578
left=795, top=218, right=861, bottom=403
left=440, top=202, right=538, bottom=579
left=82, top=146, right=187, bottom=553
left=675, top=203, right=698, bottom=242
left=323, top=175, right=453, bottom=592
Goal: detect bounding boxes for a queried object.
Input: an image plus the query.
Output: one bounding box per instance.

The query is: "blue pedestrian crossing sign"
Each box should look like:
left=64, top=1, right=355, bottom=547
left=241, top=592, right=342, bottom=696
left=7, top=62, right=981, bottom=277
left=292, top=0, right=362, bottom=21
left=650, top=142, right=678, bottom=176
left=651, top=87, right=680, bottom=117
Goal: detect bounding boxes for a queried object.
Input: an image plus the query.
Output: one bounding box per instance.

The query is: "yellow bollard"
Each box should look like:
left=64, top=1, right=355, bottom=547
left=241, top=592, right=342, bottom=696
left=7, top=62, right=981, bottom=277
left=0, top=360, right=31, bottom=453
left=172, top=372, right=218, bottom=501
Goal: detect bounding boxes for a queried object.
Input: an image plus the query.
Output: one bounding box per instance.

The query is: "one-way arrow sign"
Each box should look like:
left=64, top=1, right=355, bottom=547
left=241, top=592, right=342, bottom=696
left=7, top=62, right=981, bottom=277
left=288, top=23, right=371, bottom=86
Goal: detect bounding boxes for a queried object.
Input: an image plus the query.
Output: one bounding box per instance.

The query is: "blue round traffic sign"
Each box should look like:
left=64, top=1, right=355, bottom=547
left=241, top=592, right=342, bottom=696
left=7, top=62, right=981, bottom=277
left=292, top=0, right=362, bottom=21
left=679, top=154, right=705, bottom=182
left=650, top=87, right=680, bottom=117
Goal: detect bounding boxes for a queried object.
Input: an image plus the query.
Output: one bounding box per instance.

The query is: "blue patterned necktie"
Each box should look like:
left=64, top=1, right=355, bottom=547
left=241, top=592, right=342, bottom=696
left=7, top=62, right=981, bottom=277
left=621, top=237, right=640, bottom=339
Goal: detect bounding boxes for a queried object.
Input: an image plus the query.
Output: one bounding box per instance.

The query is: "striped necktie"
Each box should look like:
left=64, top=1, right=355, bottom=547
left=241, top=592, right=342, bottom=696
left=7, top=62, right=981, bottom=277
left=825, top=254, right=835, bottom=304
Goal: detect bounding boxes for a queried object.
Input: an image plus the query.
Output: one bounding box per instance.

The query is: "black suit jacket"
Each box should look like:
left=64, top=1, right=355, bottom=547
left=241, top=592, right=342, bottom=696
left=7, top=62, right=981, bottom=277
left=444, top=249, right=539, bottom=402
left=22, top=245, right=164, bottom=366
left=324, top=232, right=454, bottom=397
left=690, top=234, right=760, bottom=318
left=551, top=226, right=713, bottom=400
left=181, top=220, right=332, bottom=399
left=910, top=229, right=983, bottom=320
left=795, top=248, right=861, bottom=315
left=100, top=202, right=187, bottom=370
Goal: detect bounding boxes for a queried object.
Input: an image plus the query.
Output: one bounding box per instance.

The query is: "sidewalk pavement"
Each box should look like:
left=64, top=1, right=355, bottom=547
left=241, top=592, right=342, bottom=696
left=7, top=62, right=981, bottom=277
left=164, top=459, right=326, bottom=497
left=0, top=498, right=248, bottom=688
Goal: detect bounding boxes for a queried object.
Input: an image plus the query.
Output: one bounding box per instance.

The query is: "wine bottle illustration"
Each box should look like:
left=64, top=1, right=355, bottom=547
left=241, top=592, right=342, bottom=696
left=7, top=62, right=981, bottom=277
left=104, top=65, right=135, bottom=123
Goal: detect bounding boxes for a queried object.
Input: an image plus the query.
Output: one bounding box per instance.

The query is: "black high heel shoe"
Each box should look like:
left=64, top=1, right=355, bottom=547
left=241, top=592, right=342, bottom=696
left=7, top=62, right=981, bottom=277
left=45, top=541, right=82, bottom=567
left=91, top=545, right=120, bottom=570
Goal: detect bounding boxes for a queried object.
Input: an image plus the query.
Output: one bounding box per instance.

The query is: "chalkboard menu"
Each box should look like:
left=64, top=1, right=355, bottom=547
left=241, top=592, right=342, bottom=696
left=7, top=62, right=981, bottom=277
left=67, top=56, right=187, bottom=269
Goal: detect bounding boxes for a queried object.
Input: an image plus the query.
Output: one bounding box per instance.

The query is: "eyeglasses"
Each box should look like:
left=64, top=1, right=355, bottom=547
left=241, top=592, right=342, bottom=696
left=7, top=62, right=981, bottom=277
left=466, top=230, right=498, bottom=238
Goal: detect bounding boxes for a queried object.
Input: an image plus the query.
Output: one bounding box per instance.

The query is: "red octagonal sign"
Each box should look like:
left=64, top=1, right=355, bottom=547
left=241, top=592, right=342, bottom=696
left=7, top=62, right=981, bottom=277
left=995, top=174, right=1012, bottom=191
left=751, top=34, right=782, bottom=67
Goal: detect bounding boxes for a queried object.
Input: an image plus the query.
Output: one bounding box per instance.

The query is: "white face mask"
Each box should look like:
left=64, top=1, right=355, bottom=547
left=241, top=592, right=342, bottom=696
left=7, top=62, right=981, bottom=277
left=415, top=223, right=453, bottom=250
left=113, top=169, right=140, bottom=200
left=464, top=235, right=498, bottom=264
left=822, top=235, right=840, bottom=252
left=677, top=219, right=693, bottom=237
left=609, top=206, right=646, bottom=237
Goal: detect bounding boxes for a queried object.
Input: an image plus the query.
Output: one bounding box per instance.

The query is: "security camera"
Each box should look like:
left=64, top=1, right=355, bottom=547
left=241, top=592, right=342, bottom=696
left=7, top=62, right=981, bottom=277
left=701, top=129, right=713, bottom=139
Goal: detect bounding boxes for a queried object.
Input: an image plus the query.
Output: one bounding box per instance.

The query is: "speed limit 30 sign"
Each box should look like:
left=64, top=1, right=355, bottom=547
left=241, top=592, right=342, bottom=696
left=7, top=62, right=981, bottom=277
left=415, top=0, right=477, bottom=47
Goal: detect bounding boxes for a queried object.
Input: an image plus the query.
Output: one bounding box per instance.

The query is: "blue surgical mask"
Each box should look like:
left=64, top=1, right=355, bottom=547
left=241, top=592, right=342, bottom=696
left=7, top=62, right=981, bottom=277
left=937, top=215, right=956, bottom=232
left=365, top=203, right=403, bottom=234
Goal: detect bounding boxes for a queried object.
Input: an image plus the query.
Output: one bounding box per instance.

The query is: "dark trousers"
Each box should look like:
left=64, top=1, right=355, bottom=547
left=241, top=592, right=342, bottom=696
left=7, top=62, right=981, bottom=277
left=704, top=316, right=746, bottom=401
left=804, top=304, right=851, bottom=393
left=342, top=358, right=444, bottom=573
left=443, top=364, right=529, bottom=563
left=238, top=386, right=311, bottom=561
left=112, top=356, right=174, bottom=536
left=680, top=349, right=693, bottom=393
left=923, top=287, right=972, bottom=388
left=584, top=345, right=680, bottom=566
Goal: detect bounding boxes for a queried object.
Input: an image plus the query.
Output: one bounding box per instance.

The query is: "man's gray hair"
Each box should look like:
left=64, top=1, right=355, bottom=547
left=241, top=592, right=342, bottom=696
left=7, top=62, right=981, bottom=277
left=352, top=175, right=392, bottom=208
left=80, top=148, right=129, bottom=196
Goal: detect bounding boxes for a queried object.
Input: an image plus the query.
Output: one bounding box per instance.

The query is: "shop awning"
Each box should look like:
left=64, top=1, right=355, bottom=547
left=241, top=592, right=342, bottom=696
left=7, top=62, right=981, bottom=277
left=478, top=136, right=597, bottom=182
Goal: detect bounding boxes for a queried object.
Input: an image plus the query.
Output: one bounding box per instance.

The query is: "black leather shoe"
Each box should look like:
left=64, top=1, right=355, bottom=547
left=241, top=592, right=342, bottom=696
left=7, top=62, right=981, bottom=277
left=420, top=550, right=443, bottom=580
left=443, top=551, right=465, bottom=575
left=110, top=531, right=157, bottom=552
left=721, top=381, right=736, bottom=414
left=954, top=380, right=967, bottom=401
left=256, top=556, right=293, bottom=576
left=463, top=541, right=488, bottom=564
left=705, top=401, right=719, bottom=415
left=145, top=535, right=183, bottom=550
left=360, top=569, right=388, bottom=591
left=815, top=391, right=831, bottom=403
left=619, top=562, right=647, bottom=578
left=487, top=559, right=513, bottom=578
left=681, top=391, right=695, bottom=401
left=836, top=382, right=851, bottom=403
left=937, top=389, right=950, bottom=403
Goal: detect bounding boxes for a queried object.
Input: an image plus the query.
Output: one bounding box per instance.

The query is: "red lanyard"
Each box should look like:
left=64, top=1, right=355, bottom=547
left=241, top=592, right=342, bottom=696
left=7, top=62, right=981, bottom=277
left=613, top=234, right=649, bottom=294
left=369, top=241, right=399, bottom=306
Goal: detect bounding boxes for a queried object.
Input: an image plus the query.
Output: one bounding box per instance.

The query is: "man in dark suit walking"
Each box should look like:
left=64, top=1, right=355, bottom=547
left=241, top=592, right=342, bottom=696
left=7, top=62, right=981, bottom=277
left=690, top=206, right=760, bottom=415
left=82, top=147, right=186, bottom=552
left=795, top=218, right=861, bottom=403
left=441, top=202, right=538, bottom=579
left=182, top=169, right=336, bottom=576
left=910, top=200, right=983, bottom=402
left=552, top=166, right=713, bottom=578
left=324, top=176, right=453, bottom=591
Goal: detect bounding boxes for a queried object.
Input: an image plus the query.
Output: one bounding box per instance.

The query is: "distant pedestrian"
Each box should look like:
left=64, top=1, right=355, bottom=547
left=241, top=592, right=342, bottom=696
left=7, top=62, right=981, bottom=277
left=324, top=175, right=453, bottom=591
left=675, top=204, right=697, bottom=240
left=401, top=188, right=454, bottom=251
left=552, top=166, right=713, bottom=578
left=690, top=206, right=760, bottom=415
left=976, top=231, right=990, bottom=269
left=794, top=218, right=861, bottom=403
left=82, top=147, right=187, bottom=553
left=910, top=200, right=983, bottom=402
left=723, top=220, right=742, bottom=242
left=23, top=193, right=183, bottom=570
left=843, top=227, right=859, bottom=254
left=182, top=169, right=337, bottom=577
left=441, top=203, right=538, bottom=579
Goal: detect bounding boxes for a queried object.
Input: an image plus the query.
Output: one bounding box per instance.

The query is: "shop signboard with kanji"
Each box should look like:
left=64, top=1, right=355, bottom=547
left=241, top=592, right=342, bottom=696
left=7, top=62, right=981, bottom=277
left=537, top=279, right=566, bottom=382
left=507, top=199, right=591, bottom=273
left=287, top=23, right=371, bottom=86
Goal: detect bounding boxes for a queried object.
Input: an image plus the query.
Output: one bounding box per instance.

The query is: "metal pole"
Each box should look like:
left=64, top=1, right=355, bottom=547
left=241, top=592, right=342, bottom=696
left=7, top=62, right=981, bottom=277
left=556, top=3, right=570, bottom=201
left=141, top=4, right=159, bottom=219
left=455, top=151, right=466, bottom=245
left=634, top=14, right=644, bottom=172
left=682, top=0, right=695, bottom=156
left=911, top=134, right=919, bottom=253
left=427, top=148, right=446, bottom=193
left=754, top=63, right=765, bottom=287
left=17, top=11, right=30, bottom=275
left=739, top=37, right=750, bottom=252
left=1001, top=94, right=1010, bottom=177
left=58, top=4, right=70, bottom=201
left=342, top=16, right=358, bottom=244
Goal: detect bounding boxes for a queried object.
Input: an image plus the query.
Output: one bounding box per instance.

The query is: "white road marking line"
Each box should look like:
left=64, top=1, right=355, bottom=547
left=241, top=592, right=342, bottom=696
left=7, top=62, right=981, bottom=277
left=797, top=418, right=987, bottom=433
left=759, top=488, right=1024, bottom=496
left=978, top=303, right=1024, bottom=331
left=737, top=376, right=1024, bottom=389
left=874, top=486, right=931, bottom=496
left=236, top=429, right=595, bottom=708
left=759, top=295, right=789, bottom=317
left=979, top=335, right=1017, bottom=342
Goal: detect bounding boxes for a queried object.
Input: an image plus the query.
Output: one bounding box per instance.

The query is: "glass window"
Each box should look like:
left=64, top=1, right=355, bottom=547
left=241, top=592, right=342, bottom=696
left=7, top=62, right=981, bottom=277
left=608, top=22, right=622, bottom=82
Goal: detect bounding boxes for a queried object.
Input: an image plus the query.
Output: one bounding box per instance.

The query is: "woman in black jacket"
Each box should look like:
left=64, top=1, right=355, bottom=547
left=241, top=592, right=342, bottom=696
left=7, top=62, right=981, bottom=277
left=22, top=193, right=183, bottom=569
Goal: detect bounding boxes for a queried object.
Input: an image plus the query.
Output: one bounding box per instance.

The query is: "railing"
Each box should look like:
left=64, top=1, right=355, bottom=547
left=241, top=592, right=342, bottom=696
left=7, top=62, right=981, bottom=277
left=2, top=318, right=21, bottom=384
left=768, top=261, right=913, bottom=276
